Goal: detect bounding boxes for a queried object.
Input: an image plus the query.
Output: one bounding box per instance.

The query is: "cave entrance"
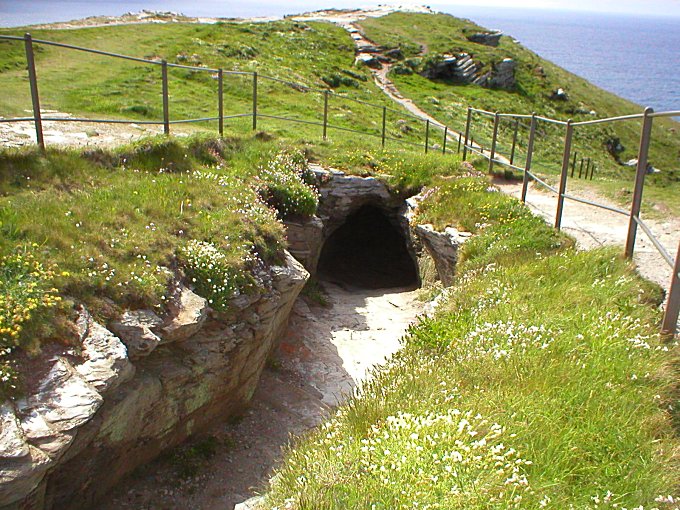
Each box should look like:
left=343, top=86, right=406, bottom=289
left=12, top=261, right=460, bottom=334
left=317, top=205, right=419, bottom=289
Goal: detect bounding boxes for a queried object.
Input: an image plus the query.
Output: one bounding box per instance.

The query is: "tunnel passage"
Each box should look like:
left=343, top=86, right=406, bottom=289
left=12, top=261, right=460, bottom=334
left=317, top=205, right=419, bottom=289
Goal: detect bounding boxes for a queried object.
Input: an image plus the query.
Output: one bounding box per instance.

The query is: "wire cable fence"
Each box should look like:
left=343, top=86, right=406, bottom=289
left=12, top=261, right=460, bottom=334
left=0, top=33, right=467, bottom=156
left=462, top=106, right=680, bottom=334
left=0, top=33, right=678, bottom=334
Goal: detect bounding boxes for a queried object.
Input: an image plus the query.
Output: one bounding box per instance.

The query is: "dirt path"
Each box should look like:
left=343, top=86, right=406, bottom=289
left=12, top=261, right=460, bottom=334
left=98, top=283, right=423, bottom=510
left=0, top=111, right=188, bottom=149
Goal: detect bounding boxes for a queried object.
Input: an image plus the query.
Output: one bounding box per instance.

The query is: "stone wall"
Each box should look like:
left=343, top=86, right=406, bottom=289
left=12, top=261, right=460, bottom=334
left=0, top=252, right=308, bottom=510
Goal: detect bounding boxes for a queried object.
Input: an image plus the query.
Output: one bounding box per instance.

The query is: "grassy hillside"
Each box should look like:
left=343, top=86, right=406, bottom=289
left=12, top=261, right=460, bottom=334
left=0, top=20, right=428, bottom=144
left=358, top=12, right=680, bottom=213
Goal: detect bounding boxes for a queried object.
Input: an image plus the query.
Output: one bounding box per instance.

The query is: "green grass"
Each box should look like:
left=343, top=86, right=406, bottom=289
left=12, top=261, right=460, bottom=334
left=0, top=128, right=471, bottom=398
left=264, top=179, right=679, bottom=509
left=0, top=133, right=329, bottom=396
left=0, top=20, right=427, bottom=147
left=357, top=12, right=680, bottom=214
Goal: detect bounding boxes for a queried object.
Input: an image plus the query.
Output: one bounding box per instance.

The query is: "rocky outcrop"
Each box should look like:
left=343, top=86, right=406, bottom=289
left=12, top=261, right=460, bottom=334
left=550, top=88, right=569, bottom=101
left=414, top=224, right=471, bottom=286
left=0, top=252, right=308, bottom=510
left=421, top=53, right=479, bottom=83
left=485, top=58, right=516, bottom=90
left=419, top=53, right=515, bottom=90
left=284, top=216, right=324, bottom=274
left=312, top=166, right=400, bottom=233
left=466, top=31, right=503, bottom=47
left=356, top=53, right=381, bottom=69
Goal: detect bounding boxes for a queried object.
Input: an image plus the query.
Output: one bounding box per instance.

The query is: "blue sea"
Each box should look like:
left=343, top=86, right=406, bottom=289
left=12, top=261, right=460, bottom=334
left=1, top=1, right=679, bottom=114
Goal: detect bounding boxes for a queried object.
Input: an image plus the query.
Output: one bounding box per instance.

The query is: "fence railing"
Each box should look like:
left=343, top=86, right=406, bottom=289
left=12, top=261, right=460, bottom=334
left=462, top=106, right=680, bottom=335
left=0, top=33, right=678, bottom=335
left=0, top=33, right=456, bottom=155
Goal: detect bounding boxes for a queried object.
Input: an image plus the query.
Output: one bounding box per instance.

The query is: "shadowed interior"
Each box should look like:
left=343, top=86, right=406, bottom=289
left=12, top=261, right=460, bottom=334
left=317, top=205, right=419, bottom=289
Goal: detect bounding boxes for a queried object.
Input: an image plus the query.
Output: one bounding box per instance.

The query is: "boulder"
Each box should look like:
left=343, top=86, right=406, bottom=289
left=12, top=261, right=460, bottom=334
left=414, top=224, right=471, bottom=286
left=466, top=31, right=503, bottom=47
left=384, top=47, right=404, bottom=60
left=550, top=88, right=569, bottom=101
left=109, top=310, right=163, bottom=359
left=161, top=285, right=208, bottom=343
left=356, top=53, right=381, bottom=69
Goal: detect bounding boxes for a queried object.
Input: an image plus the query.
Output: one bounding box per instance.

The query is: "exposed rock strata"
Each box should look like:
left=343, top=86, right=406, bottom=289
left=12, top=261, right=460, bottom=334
left=414, top=224, right=471, bottom=286
left=466, top=31, right=503, bottom=47
left=0, top=252, right=307, bottom=510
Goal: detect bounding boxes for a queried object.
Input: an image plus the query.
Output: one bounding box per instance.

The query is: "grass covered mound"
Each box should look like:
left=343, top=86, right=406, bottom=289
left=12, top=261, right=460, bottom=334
left=0, top=134, right=323, bottom=397
left=0, top=131, right=475, bottom=399
left=264, top=179, right=678, bottom=509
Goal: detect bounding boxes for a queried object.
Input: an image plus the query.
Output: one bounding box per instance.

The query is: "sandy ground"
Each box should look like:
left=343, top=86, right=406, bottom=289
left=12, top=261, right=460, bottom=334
left=97, top=283, right=423, bottom=510
left=0, top=111, right=185, bottom=149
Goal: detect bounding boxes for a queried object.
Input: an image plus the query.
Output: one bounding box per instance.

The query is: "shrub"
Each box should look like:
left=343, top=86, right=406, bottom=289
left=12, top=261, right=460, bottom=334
left=179, top=240, right=257, bottom=311
left=0, top=245, right=62, bottom=397
left=256, top=150, right=319, bottom=218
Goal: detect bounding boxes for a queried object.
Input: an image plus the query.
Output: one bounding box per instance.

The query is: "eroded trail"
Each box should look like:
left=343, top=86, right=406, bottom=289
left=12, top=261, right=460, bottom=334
left=100, top=283, right=423, bottom=510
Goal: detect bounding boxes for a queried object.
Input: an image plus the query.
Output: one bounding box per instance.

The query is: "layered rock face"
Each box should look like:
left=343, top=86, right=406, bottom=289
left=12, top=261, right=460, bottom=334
left=466, top=31, right=503, bottom=47
left=0, top=252, right=307, bottom=510
left=420, top=53, right=516, bottom=90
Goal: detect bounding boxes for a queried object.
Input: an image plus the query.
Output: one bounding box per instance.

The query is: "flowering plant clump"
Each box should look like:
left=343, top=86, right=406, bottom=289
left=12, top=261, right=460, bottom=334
left=275, top=410, right=534, bottom=509
left=255, top=150, right=319, bottom=218
left=179, top=240, right=257, bottom=311
left=0, top=245, right=62, bottom=395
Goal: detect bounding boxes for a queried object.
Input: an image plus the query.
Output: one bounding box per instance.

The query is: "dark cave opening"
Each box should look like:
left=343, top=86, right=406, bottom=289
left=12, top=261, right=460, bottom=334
left=317, top=205, right=419, bottom=289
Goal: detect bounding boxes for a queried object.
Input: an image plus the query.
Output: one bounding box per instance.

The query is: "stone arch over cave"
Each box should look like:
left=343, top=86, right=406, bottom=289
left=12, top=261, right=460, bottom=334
left=317, top=204, right=419, bottom=289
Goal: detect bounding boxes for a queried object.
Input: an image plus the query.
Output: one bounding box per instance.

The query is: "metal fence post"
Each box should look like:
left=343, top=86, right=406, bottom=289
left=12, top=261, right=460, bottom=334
left=457, top=132, right=461, bottom=153
left=424, top=119, right=430, bottom=154
left=578, top=158, right=584, bottom=178
left=510, top=118, right=519, bottom=165
left=571, top=151, right=577, bottom=177
left=590, top=164, right=596, bottom=180
left=462, top=107, right=472, bottom=161
left=625, top=107, right=654, bottom=258
left=217, top=69, right=224, bottom=137
left=252, top=71, right=258, bottom=131
left=24, top=33, right=44, bottom=150
left=555, top=119, right=573, bottom=230
left=661, top=241, right=680, bottom=335
left=323, top=90, right=329, bottom=140
left=521, top=113, right=537, bottom=203
left=161, top=60, right=170, bottom=135
left=488, top=112, right=500, bottom=173
left=442, top=126, right=448, bottom=154
left=381, top=106, right=386, bottom=148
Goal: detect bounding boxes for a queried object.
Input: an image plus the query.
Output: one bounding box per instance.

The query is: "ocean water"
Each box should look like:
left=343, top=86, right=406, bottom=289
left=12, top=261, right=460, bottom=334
left=1, top=1, right=678, bottom=113
left=429, top=5, right=680, bottom=114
